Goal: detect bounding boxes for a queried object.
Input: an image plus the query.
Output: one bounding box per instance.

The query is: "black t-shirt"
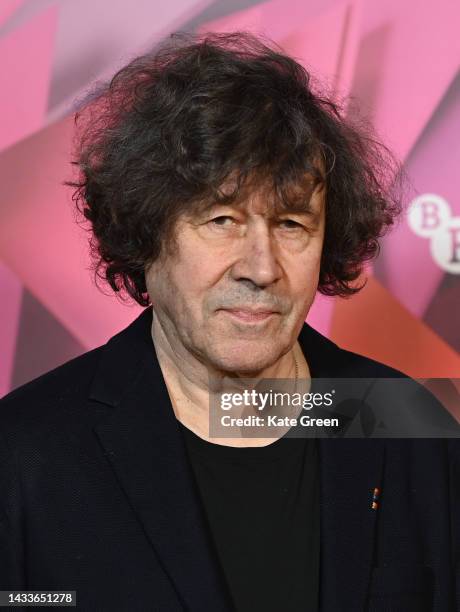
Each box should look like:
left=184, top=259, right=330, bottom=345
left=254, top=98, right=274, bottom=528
left=178, top=422, right=320, bottom=612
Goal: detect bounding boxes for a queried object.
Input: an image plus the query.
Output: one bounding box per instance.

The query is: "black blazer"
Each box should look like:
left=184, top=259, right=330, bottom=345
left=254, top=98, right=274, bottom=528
left=1, top=307, right=459, bottom=611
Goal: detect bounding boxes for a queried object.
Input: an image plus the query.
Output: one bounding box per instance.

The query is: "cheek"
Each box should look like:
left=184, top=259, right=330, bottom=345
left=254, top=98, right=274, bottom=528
left=175, top=244, right=227, bottom=293
left=161, top=256, right=216, bottom=321
left=296, top=244, right=323, bottom=275
left=289, top=251, right=322, bottom=300
left=146, top=258, right=181, bottom=304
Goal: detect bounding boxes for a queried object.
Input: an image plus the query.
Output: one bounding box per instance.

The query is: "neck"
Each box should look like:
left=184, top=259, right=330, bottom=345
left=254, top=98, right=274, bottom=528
left=150, top=310, right=311, bottom=446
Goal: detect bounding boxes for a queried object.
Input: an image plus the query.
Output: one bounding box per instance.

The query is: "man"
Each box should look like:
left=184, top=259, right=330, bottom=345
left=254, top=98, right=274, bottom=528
left=1, top=32, right=459, bottom=611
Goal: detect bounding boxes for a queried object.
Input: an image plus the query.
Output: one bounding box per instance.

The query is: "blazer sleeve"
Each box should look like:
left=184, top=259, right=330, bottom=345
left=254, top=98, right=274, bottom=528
left=448, top=438, right=460, bottom=609
left=0, top=430, right=27, bottom=589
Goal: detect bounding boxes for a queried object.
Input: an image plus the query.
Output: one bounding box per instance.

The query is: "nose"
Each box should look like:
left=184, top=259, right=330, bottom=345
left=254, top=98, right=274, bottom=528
left=229, top=219, right=282, bottom=288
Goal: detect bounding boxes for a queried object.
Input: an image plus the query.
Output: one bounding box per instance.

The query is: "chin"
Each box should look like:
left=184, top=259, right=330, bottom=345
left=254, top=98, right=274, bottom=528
left=212, top=345, right=279, bottom=376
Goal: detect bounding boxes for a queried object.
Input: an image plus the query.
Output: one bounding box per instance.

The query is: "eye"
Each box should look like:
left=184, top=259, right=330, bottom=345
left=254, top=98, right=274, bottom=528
left=279, top=219, right=304, bottom=229
left=209, top=216, right=235, bottom=227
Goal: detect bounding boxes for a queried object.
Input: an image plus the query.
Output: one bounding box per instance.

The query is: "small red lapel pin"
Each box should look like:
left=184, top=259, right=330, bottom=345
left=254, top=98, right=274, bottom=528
left=371, top=487, right=381, bottom=510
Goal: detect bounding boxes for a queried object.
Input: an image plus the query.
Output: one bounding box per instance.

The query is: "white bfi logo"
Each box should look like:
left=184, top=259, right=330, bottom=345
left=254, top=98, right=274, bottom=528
left=408, top=194, right=460, bottom=273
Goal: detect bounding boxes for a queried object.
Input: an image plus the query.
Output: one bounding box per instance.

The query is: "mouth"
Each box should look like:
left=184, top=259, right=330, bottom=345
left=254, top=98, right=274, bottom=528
left=219, top=308, right=277, bottom=323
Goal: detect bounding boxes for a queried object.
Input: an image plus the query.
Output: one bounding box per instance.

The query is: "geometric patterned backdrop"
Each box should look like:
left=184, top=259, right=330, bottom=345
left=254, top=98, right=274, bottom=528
left=1, top=0, right=459, bottom=397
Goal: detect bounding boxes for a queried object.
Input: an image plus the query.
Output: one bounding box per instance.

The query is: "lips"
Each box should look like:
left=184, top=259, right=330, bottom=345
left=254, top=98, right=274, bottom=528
left=220, top=308, right=277, bottom=322
left=226, top=308, right=275, bottom=314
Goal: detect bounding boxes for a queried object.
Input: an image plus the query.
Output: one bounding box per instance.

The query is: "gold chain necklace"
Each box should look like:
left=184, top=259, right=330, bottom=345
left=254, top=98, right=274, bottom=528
left=293, top=350, right=299, bottom=394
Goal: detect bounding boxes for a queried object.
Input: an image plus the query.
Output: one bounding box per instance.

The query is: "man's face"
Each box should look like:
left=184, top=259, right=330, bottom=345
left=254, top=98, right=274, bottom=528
left=145, top=179, right=326, bottom=376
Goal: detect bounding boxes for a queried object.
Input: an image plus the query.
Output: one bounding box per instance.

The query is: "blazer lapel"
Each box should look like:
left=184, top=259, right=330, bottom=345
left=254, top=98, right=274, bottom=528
left=90, top=309, right=233, bottom=611
left=298, top=322, right=385, bottom=610
left=318, top=438, right=385, bottom=610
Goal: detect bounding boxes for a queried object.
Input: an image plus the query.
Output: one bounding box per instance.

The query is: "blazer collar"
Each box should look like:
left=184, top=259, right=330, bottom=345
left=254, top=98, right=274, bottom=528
left=91, top=307, right=384, bottom=611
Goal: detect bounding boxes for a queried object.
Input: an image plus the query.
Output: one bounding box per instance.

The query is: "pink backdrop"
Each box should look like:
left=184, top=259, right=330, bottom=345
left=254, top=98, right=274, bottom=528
left=1, top=0, right=459, bottom=396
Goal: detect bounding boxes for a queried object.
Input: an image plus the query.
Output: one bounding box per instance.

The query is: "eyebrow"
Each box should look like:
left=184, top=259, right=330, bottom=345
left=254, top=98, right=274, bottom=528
left=195, top=200, right=322, bottom=219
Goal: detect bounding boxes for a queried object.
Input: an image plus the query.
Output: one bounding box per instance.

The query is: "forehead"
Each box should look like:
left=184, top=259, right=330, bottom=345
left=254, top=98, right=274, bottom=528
left=192, top=170, right=326, bottom=217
